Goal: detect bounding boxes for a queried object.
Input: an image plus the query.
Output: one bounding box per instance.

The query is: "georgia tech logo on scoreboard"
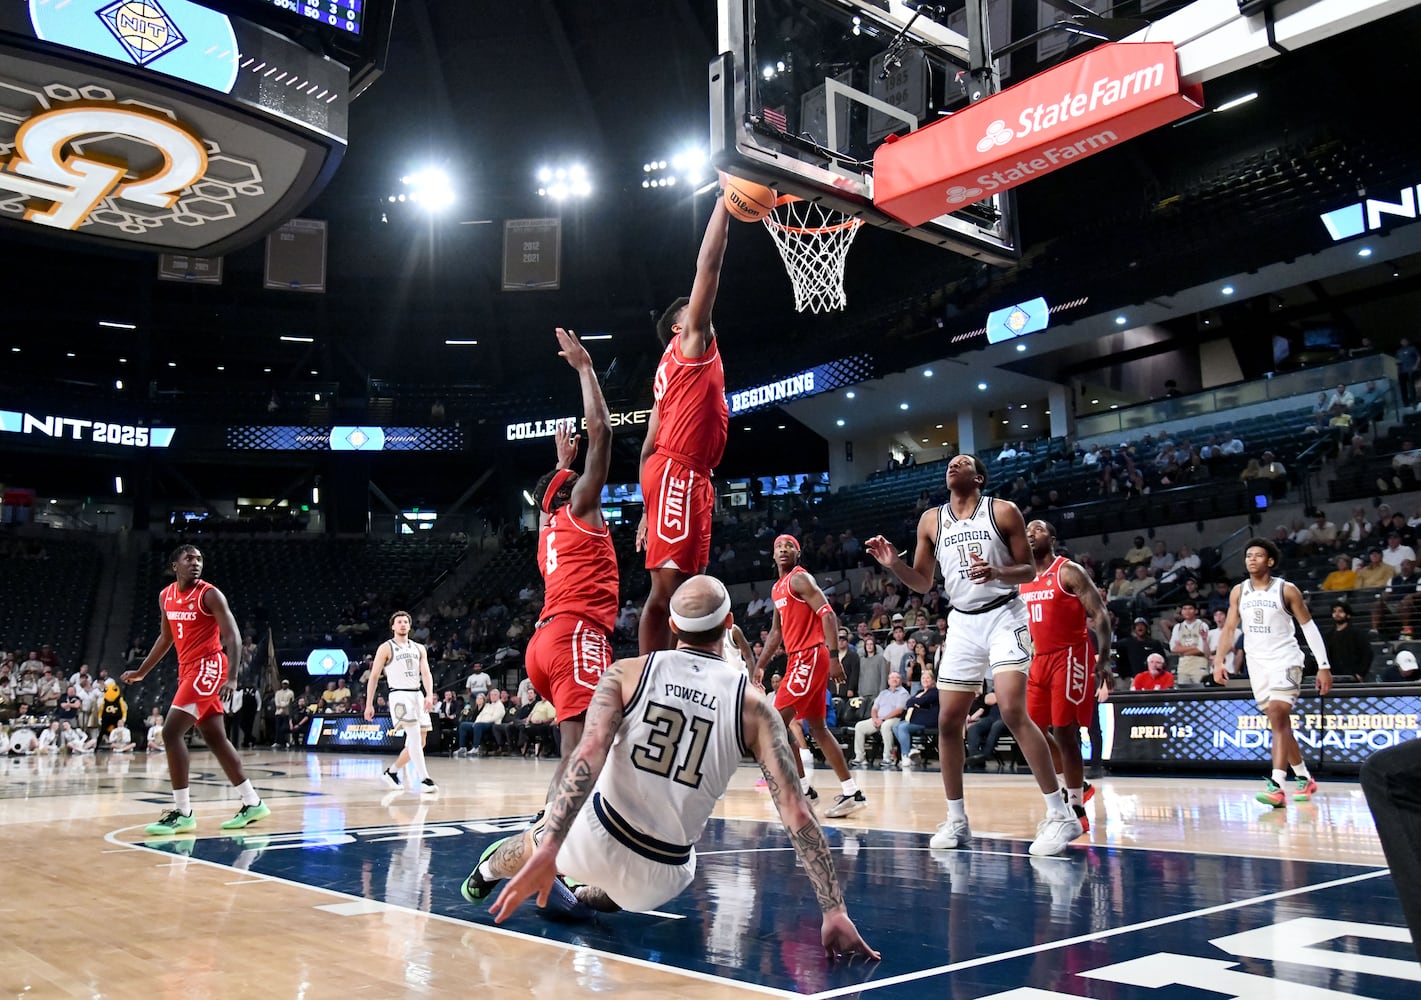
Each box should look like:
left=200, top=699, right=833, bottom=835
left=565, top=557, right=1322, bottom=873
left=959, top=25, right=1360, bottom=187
left=97, top=0, right=187, bottom=65
left=0, top=103, right=207, bottom=232
left=0, top=410, right=175, bottom=448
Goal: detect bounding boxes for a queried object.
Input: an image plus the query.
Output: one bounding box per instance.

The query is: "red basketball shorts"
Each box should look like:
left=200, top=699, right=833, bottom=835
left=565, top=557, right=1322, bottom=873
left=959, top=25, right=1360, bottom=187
left=1027, top=641, right=1093, bottom=729
left=774, top=645, right=829, bottom=722
left=173, top=655, right=228, bottom=721
left=642, top=452, right=714, bottom=574
left=525, top=616, right=612, bottom=722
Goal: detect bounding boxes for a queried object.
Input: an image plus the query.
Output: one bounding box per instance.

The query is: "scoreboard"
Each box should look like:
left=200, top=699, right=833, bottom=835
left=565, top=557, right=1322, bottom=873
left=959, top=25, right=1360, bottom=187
left=260, top=1, right=366, bottom=37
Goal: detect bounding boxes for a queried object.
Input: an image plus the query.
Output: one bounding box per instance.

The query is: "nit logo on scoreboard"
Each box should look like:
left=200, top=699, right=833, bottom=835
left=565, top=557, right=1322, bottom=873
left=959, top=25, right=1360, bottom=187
left=96, top=0, right=186, bottom=65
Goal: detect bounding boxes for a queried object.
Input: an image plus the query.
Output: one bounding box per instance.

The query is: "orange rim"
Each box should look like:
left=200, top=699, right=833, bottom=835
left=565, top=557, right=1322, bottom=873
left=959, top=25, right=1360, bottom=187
left=764, top=195, right=864, bottom=236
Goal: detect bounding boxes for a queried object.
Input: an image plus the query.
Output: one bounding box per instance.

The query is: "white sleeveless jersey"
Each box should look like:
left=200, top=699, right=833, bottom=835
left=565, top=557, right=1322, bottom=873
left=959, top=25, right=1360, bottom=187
left=721, top=632, right=747, bottom=672
left=936, top=497, right=1019, bottom=612
left=385, top=638, right=425, bottom=691
left=1236, top=578, right=1302, bottom=668
left=598, top=647, right=749, bottom=848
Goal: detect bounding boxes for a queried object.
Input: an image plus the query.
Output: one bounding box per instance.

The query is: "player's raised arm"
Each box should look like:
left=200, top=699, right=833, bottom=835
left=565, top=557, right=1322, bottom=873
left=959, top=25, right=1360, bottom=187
left=1212, top=585, right=1242, bottom=685
left=121, top=594, right=175, bottom=684
left=743, top=688, right=879, bottom=961
left=558, top=327, right=613, bottom=525
left=865, top=508, right=939, bottom=594
left=681, top=198, right=730, bottom=356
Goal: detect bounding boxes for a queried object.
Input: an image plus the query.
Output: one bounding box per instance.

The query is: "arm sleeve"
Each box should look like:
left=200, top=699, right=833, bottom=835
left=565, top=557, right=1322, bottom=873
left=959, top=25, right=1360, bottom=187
left=1300, top=620, right=1331, bottom=672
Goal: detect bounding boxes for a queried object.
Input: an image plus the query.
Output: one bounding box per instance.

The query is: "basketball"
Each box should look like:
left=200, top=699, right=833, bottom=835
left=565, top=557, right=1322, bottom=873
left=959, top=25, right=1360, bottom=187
left=723, top=176, right=776, bottom=223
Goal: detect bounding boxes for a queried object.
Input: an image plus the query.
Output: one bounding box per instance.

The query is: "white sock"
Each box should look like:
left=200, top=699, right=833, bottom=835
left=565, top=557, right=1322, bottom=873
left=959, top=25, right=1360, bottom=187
left=1056, top=772, right=1067, bottom=792
left=1292, top=760, right=1311, bottom=780
left=800, top=775, right=812, bottom=794
left=947, top=798, right=967, bottom=822
left=235, top=779, right=260, bottom=807
left=1043, top=790, right=1071, bottom=818
left=841, top=779, right=859, bottom=797
left=1271, top=768, right=1288, bottom=786
left=799, top=747, right=815, bottom=771
left=478, top=859, right=499, bottom=881
left=173, top=787, right=190, bottom=813
left=1067, top=786, right=1083, bottom=807
left=405, top=729, right=429, bottom=781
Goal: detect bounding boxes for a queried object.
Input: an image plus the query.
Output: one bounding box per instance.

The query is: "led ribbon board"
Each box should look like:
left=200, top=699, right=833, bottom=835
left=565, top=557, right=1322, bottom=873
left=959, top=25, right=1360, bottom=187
left=728, top=355, right=876, bottom=417
left=226, top=426, right=464, bottom=451
left=0, top=409, right=175, bottom=448
left=985, top=297, right=1050, bottom=344
left=0, top=0, right=348, bottom=253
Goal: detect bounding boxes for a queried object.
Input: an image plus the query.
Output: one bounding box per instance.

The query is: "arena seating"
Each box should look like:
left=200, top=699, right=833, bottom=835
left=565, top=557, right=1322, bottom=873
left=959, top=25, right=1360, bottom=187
left=0, top=535, right=100, bottom=669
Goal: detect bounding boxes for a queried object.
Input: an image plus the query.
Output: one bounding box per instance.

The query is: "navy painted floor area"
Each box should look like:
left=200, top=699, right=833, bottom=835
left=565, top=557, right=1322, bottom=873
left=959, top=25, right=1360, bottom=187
left=134, top=812, right=1418, bottom=998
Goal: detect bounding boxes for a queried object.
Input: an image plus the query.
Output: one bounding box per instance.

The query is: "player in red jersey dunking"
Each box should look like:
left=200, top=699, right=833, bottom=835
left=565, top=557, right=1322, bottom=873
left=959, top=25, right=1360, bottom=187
left=121, top=545, right=269, bottom=835
left=637, top=197, right=731, bottom=653
left=752, top=534, right=866, bottom=819
left=526, top=327, right=618, bottom=798
left=1020, top=520, right=1112, bottom=835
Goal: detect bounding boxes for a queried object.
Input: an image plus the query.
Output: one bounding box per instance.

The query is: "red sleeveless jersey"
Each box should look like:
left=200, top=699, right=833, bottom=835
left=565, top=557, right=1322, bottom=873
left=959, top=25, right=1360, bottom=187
left=1019, top=555, right=1090, bottom=654
left=652, top=335, right=727, bottom=474
left=162, top=580, right=224, bottom=667
left=772, top=566, right=825, bottom=654
left=538, top=507, right=618, bottom=633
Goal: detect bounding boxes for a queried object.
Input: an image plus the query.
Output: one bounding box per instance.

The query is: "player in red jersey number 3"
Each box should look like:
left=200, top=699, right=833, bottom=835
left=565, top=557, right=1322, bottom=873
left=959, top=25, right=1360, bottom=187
left=122, top=545, right=269, bottom=835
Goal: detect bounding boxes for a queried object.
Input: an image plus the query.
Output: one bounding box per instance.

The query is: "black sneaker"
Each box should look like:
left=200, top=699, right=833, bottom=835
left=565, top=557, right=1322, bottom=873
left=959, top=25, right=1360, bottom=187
left=419, top=777, right=438, bottom=794
left=805, top=786, right=819, bottom=803
left=380, top=769, right=401, bottom=789
left=460, top=838, right=509, bottom=903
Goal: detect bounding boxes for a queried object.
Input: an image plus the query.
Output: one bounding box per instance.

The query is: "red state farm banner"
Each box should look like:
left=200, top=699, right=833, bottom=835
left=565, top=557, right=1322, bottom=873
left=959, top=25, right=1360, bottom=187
left=873, top=42, right=1203, bottom=227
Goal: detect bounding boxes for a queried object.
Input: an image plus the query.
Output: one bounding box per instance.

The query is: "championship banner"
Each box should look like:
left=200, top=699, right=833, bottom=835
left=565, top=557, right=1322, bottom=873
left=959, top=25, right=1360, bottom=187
left=305, top=714, right=404, bottom=752
left=1098, top=689, right=1421, bottom=770
left=874, top=42, right=1203, bottom=227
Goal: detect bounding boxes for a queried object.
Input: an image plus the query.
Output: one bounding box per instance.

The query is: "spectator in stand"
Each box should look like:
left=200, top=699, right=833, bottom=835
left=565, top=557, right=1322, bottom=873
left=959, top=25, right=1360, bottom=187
left=882, top=620, right=910, bottom=670
left=1383, top=531, right=1417, bottom=572
left=1382, top=650, right=1420, bottom=683
left=106, top=721, right=135, bottom=753
left=963, top=686, right=1005, bottom=770
left=36, top=668, right=61, bottom=710
left=894, top=669, right=938, bottom=769
left=850, top=671, right=910, bottom=768
left=1123, top=536, right=1152, bottom=567
left=1128, top=564, right=1158, bottom=614
left=1326, top=382, right=1356, bottom=413
left=1305, top=511, right=1340, bottom=553
left=1239, top=458, right=1265, bottom=482
left=998, top=441, right=1020, bottom=461
left=467, top=690, right=509, bottom=756
left=272, top=679, right=295, bottom=748
left=833, top=630, right=861, bottom=699
left=1106, top=567, right=1134, bottom=602
left=1209, top=609, right=1245, bottom=680
left=1260, top=451, right=1287, bottom=480
left=1118, top=618, right=1167, bottom=679
left=856, top=635, right=888, bottom=701
left=1357, top=547, right=1396, bottom=589
left=1148, top=541, right=1175, bottom=577
left=68, top=664, right=93, bottom=688
left=145, top=708, right=166, bottom=752
left=1324, top=602, right=1373, bottom=684
left=1219, top=433, right=1245, bottom=456
left=494, top=689, right=539, bottom=753
left=1271, top=524, right=1299, bottom=560
left=1176, top=577, right=1207, bottom=610
left=1387, top=513, right=1417, bottom=549
left=1321, top=555, right=1359, bottom=592
left=1396, top=338, right=1419, bottom=407
left=1132, top=653, right=1176, bottom=691
left=523, top=696, right=559, bottom=757
left=1170, top=603, right=1211, bottom=685
left=880, top=583, right=902, bottom=614
left=455, top=694, right=487, bottom=755
left=465, top=662, right=491, bottom=700
left=1160, top=546, right=1201, bottom=585
left=1374, top=559, right=1421, bottom=639
left=1343, top=506, right=1375, bottom=545
left=745, top=585, right=772, bottom=621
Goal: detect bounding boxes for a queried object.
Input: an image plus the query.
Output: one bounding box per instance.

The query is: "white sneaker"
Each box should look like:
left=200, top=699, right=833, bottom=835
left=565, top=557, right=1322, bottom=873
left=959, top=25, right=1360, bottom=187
left=899, top=756, right=913, bottom=770
left=418, top=777, right=439, bottom=794
left=824, top=790, right=867, bottom=818
left=929, top=816, right=971, bottom=849
left=908, top=748, right=922, bottom=765
left=1028, top=814, right=1084, bottom=857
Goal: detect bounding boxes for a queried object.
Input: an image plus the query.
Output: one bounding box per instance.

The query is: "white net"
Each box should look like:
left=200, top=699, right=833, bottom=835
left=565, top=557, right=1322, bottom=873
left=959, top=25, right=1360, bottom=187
left=761, top=197, right=864, bottom=313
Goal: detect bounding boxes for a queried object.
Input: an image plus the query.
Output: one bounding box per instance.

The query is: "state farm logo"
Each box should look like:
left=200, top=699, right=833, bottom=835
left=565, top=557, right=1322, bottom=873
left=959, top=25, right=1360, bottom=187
left=946, top=185, right=984, bottom=205
left=976, top=120, right=1014, bottom=154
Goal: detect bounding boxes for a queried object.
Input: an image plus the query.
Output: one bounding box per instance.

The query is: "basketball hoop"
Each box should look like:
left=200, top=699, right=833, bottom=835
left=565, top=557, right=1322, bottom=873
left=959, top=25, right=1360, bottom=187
left=761, top=195, right=864, bottom=313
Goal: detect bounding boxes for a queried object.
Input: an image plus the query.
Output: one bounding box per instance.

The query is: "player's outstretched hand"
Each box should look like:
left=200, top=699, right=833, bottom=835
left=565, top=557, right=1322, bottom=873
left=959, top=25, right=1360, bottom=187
left=119, top=670, right=142, bottom=685
left=1212, top=662, right=1229, bottom=686
left=555, top=327, right=593, bottom=371
left=863, top=535, right=897, bottom=567
left=821, top=910, right=881, bottom=961
left=635, top=514, right=648, bottom=553
left=554, top=421, right=580, bottom=470
left=488, top=842, right=560, bottom=924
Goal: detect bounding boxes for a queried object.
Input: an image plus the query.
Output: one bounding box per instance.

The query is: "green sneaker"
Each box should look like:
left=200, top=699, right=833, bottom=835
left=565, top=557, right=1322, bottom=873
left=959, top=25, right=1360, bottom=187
left=146, top=808, right=196, bottom=835
left=460, top=837, right=510, bottom=903
left=220, top=801, right=271, bottom=830
left=1255, top=779, right=1286, bottom=809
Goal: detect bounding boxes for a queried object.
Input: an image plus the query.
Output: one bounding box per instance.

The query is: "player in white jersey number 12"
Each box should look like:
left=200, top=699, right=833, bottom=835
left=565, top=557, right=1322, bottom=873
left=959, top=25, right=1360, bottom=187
left=1212, top=538, right=1331, bottom=808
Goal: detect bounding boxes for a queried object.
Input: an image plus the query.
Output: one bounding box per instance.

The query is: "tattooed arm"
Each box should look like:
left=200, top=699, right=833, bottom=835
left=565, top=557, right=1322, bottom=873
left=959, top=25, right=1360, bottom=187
left=489, top=658, right=638, bottom=922
left=744, top=687, right=880, bottom=961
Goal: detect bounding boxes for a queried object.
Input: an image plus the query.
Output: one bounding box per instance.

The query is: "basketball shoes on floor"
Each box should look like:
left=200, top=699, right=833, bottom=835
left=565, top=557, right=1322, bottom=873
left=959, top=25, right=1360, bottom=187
left=461, top=838, right=509, bottom=903
left=419, top=777, right=439, bottom=794
left=1256, top=779, right=1287, bottom=808
left=1293, top=776, right=1318, bottom=802
left=1082, top=780, right=1095, bottom=803
left=824, top=790, right=867, bottom=818
left=1072, top=803, right=1090, bottom=835
left=145, top=808, right=196, bottom=835
left=929, top=816, right=971, bottom=849
left=1029, top=814, right=1084, bottom=856
left=380, top=768, right=401, bottom=790
left=221, top=802, right=270, bottom=830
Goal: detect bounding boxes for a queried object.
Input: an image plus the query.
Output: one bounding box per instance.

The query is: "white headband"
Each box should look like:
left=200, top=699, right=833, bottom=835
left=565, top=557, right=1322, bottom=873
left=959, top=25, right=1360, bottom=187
left=670, top=592, right=732, bottom=632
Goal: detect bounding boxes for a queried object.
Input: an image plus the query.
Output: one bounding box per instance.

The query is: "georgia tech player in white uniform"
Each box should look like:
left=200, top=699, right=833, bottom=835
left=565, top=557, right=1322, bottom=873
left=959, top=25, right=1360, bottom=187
left=365, top=610, right=438, bottom=794
left=1212, top=538, right=1332, bottom=809
left=464, top=575, right=880, bottom=962
left=866, top=454, right=1081, bottom=858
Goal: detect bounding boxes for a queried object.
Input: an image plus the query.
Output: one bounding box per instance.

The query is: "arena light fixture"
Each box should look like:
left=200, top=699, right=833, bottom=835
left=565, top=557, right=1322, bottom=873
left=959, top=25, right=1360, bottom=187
left=899, top=402, right=910, bottom=410
left=977, top=382, right=988, bottom=390
left=280, top=335, right=314, bottom=343
left=403, top=168, right=456, bottom=210
left=923, top=369, right=934, bottom=377
left=1214, top=92, right=1258, bottom=113
left=1115, top=315, right=1128, bottom=325
left=1221, top=285, right=1235, bottom=296
left=836, top=419, right=845, bottom=427
left=846, top=391, right=856, bottom=399
left=643, top=148, right=711, bottom=191
left=539, top=163, right=592, bottom=200
left=1358, top=247, right=1373, bottom=258
left=99, top=320, right=136, bottom=330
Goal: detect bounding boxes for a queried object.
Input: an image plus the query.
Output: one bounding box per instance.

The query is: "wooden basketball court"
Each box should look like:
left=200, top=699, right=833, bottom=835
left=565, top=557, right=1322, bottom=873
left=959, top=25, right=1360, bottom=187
left=1, top=750, right=1412, bottom=998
